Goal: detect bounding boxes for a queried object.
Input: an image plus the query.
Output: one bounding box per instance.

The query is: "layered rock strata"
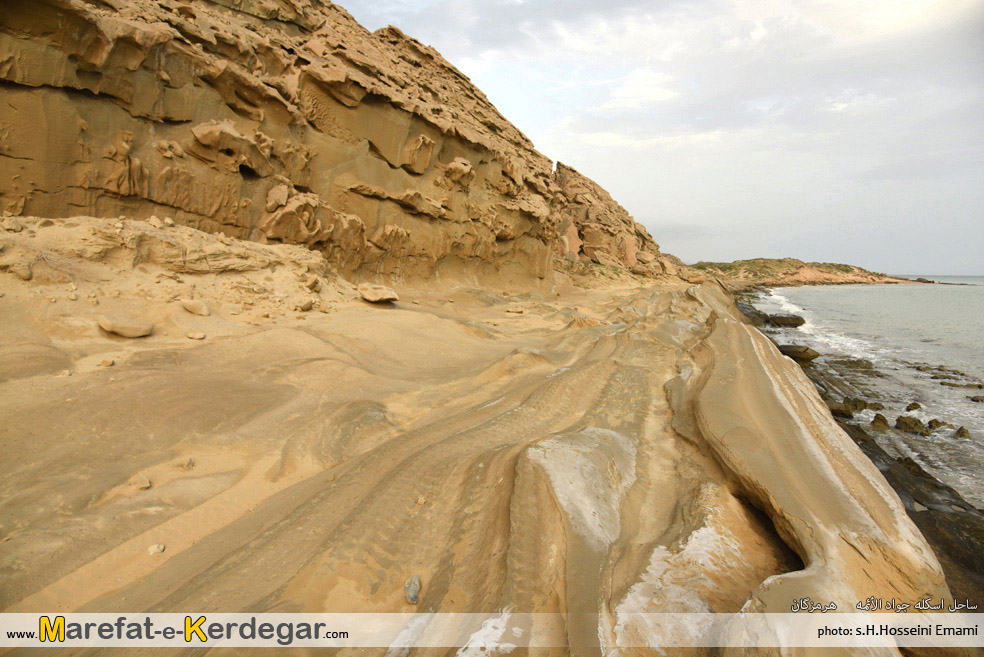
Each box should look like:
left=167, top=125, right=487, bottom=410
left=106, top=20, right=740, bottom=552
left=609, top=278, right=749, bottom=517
left=0, top=0, right=673, bottom=287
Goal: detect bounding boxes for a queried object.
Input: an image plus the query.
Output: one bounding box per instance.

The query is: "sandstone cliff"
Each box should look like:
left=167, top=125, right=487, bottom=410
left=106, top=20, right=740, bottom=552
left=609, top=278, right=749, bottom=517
left=0, top=0, right=677, bottom=288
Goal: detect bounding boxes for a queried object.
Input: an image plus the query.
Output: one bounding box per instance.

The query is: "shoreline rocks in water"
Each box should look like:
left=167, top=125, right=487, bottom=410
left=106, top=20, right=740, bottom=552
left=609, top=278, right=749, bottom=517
left=766, top=313, right=806, bottom=328
left=736, top=291, right=984, bottom=603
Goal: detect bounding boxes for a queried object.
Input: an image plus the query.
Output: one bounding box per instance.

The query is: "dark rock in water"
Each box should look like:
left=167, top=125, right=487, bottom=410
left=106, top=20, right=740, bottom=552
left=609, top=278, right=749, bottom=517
left=778, top=344, right=820, bottom=362
left=955, top=427, right=971, bottom=439
left=969, top=396, right=984, bottom=403
left=842, top=397, right=870, bottom=412
left=866, top=401, right=885, bottom=411
left=915, top=277, right=934, bottom=283
left=906, top=401, right=922, bottom=411
left=735, top=301, right=767, bottom=326
left=827, top=402, right=854, bottom=420
left=767, top=313, right=805, bottom=328
left=927, top=419, right=953, bottom=431
left=896, top=415, right=930, bottom=436
left=941, top=381, right=984, bottom=389
left=871, top=413, right=890, bottom=430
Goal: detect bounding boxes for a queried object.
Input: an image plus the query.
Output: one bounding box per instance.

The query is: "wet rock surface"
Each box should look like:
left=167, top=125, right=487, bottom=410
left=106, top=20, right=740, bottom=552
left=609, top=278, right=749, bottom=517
left=838, top=422, right=984, bottom=604
left=766, top=313, right=806, bottom=328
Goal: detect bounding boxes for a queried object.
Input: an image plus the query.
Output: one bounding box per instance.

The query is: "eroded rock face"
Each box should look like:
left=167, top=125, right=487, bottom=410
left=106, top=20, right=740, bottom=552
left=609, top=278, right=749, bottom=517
left=0, top=0, right=673, bottom=287
left=553, top=163, right=668, bottom=275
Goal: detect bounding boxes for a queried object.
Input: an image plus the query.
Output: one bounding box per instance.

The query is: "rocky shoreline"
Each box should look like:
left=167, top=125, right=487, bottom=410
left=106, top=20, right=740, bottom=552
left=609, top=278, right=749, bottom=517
left=734, top=297, right=984, bottom=605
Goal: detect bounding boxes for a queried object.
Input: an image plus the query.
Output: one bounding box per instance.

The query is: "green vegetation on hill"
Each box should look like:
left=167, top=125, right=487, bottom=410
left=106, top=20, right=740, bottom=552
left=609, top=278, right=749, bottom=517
left=690, top=258, right=891, bottom=287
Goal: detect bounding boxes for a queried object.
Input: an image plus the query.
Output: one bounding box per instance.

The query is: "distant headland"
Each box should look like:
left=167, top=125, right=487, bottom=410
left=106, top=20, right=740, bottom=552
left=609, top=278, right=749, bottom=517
left=691, top=257, right=915, bottom=290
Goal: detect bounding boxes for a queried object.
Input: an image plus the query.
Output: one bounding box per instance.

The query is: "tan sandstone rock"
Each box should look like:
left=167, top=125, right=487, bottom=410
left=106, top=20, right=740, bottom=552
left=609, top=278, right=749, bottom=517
left=358, top=283, right=399, bottom=303
left=97, top=315, right=154, bottom=339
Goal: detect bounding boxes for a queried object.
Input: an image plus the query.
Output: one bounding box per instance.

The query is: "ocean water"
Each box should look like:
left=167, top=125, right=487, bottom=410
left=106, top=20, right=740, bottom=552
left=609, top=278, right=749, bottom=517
left=751, top=277, right=984, bottom=507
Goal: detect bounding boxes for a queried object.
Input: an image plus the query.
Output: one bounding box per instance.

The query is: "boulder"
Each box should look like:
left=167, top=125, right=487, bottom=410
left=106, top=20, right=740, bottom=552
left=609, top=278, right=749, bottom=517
left=767, top=313, right=805, bottom=328
left=870, top=413, right=890, bottom=430
left=927, top=419, right=953, bottom=431
left=955, top=427, right=970, bottom=439
left=180, top=299, right=210, bottom=316
left=778, top=344, right=820, bottom=362
left=358, top=283, right=399, bottom=303
left=906, top=402, right=921, bottom=411
left=98, top=315, right=153, bottom=338
left=895, top=415, right=930, bottom=436
left=968, top=396, right=984, bottom=403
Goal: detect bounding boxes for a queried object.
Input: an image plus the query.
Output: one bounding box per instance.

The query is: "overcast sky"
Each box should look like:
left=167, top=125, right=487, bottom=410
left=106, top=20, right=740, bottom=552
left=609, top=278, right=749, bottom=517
left=343, top=0, right=984, bottom=274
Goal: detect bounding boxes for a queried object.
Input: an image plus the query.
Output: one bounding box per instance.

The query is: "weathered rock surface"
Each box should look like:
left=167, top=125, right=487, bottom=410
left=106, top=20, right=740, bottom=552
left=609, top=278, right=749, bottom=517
left=0, top=0, right=680, bottom=287
left=896, top=415, right=931, bottom=436
left=97, top=315, right=154, bottom=339
left=735, top=301, right=767, bottom=326
left=180, top=299, right=210, bottom=316
left=778, top=344, right=820, bottom=362
left=870, top=413, right=890, bottom=430
left=767, top=313, right=806, bottom=328
left=358, top=283, right=398, bottom=303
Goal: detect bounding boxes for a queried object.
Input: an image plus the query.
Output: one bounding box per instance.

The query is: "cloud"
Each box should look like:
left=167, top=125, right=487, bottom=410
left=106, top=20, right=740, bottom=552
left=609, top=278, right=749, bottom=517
left=342, top=0, right=984, bottom=274
left=597, top=70, right=679, bottom=111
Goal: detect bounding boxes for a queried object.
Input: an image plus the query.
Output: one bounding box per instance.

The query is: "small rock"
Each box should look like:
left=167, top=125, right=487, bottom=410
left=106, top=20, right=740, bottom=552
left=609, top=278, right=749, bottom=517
left=297, top=299, right=314, bottom=312
left=968, top=396, right=984, bottom=403
left=906, top=402, right=922, bottom=411
left=148, top=543, right=165, bottom=555
left=98, top=315, right=154, bottom=338
left=136, top=475, right=152, bottom=490
left=303, top=275, right=321, bottom=291
left=38, top=218, right=54, bottom=227
left=164, top=217, right=175, bottom=227
left=955, top=426, right=971, bottom=439
left=870, top=413, right=890, bottom=430
left=927, top=419, right=952, bottom=431
left=358, top=283, right=399, bottom=303
left=187, top=332, right=206, bottom=340
left=1, top=216, right=23, bottom=232
left=147, top=216, right=164, bottom=229
left=99, top=359, right=115, bottom=368
left=67, top=292, right=78, bottom=301
left=867, top=401, right=885, bottom=411
left=896, top=415, right=930, bottom=436
left=404, top=574, right=421, bottom=604
left=10, top=263, right=32, bottom=281
left=180, top=458, right=195, bottom=471
left=180, top=299, right=210, bottom=316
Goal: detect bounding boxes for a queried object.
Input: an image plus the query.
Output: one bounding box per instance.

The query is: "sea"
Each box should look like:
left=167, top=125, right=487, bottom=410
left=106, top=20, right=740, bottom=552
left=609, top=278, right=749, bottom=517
left=750, top=276, right=984, bottom=508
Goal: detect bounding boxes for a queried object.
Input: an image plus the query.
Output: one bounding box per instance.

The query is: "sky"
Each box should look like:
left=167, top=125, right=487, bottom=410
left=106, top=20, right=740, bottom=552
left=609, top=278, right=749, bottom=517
left=342, top=0, right=984, bottom=274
